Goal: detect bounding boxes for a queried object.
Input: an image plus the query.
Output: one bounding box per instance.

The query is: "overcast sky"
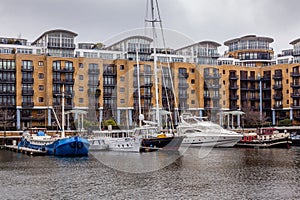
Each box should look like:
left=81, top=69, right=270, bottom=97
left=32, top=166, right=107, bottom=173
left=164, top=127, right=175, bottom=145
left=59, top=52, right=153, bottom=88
left=1, top=0, right=300, bottom=54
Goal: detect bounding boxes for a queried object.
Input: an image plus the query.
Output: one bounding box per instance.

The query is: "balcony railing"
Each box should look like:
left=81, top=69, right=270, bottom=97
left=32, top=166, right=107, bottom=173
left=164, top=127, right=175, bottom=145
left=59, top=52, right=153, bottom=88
left=21, top=66, right=34, bottom=72
left=273, top=94, right=283, bottom=100
left=22, top=102, right=34, bottom=108
left=22, top=90, right=34, bottom=96
left=290, top=72, right=300, bottom=77
left=273, top=73, right=283, bottom=79
left=22, top=78, right=34, bottom=84
left=273, top=84, right=283, bottom=90
left=229, top=74, right=239, bottom=80
left=291, top=82, right=300, bottom=88
left=273, top=104, right=283, bottom=109
left=291, top=93, right=300, bottom=98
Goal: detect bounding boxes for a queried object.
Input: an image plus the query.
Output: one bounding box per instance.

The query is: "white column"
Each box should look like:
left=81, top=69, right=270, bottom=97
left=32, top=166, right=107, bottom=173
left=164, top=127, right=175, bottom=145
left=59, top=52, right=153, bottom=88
left=81, top=114, right=84, bottom=130
left=117, top=109, right=121, bottom=124
left=199, top=109, right=203, bottom=118
left=128, top=109, right=133, bottom=126
left=290, top=109, right=293, bottom=121
left=48, top=108, right=51, bottom=126
left=67, top=114, right=70, bottom=130
left=17, top=109, right=21, bottom=130
left=272, top=110, right=276, bottom=125
left=231, top=114, right=234, bottom=129
left=237, top=114, right=241, bottom=128
left=227, top=114, right=230, bottom=129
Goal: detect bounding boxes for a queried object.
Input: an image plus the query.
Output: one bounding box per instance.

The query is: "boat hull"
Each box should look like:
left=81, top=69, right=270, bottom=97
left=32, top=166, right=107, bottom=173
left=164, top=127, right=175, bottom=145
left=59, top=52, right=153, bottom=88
left=19, top=136, right=89, bottom=156
left=140, top=136, right=184, bottom=152
left=181, top=135, right=242, bottom=147
left=104, top=137, right=141, bottom=152
left=51, top=136, right=90, bottom=156
left=235, top=137, right=291, bottom=148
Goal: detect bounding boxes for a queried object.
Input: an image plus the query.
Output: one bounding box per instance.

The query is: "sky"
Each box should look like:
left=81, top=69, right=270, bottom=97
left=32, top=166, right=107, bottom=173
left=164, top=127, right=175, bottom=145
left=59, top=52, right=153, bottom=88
left=1, top=0, right=300, bottom=54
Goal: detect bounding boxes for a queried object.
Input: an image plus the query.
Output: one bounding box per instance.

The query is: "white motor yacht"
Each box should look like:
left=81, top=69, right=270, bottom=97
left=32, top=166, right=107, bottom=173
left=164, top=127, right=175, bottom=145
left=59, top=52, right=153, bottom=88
left=177, top=113, right=243, bottom=147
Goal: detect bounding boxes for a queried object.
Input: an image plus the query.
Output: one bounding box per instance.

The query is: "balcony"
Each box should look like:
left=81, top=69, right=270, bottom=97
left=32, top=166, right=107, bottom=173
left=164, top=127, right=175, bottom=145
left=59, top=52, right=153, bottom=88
left=22, top=78, right=34, bottom=84
left=291, top=93, right=300, bottom=98
left=62, top=79, right=74, bottom=85
left=179, top=94, right=189, bottom=99
left=291, top=82, right=300, bottom=88
left=103, top=70, right=117, bottom=76
left=273, top=94, right=283, bottom=100
left=0, top=78, right=15, bottom=84
left=240, top=76, right=248, bottom=81
left=229, top=84, right=239, bottom=90
left=262, top=87, right=271, bottom=91
left=53, top=67, right=74, bottom=73
left=0, top=90, right=15, bottom=96
left=141, top=93, right=153, bottom=99
left=229, top=105, right=239, bottom=110
left=273, top=84, right=283, bottom=90
left=47, top=43, right=76, bottom=49
left=204, top=95, right=211, bottom=100
left=179, top=72, right=189, bottom=79
left=204, top=73, right=221, bottom=79
left=250, top=96, right=260, bottom=101
left=211, top=95, right=221, bottom=100
left=263, top=96, right=271, bottom=100
left=53, top=78, right=62, bottom=84
left=22, top=90, right=34, bottom=96
left=261, top=76, right=271, bottom=81
left=103, top=82, right=116, bottom=87
left=248, top=76, right=260, bottom=82
left=291, top=72, right=300, bottom=77
left=0, top=103, right=16, bottom=108
left=88, top=80, right=100, bottom=86
left=273, top=104, right=283, bottom=109
left=178, top=83, right=189, bottom=88
left=230, top=95, right=239, bottom=100
left=291, top=104, right=300, bottom=109
left=103, top=92, right=117, bottom=98
left=88, top=69, right=100, bottom=74
left=240, top=86, right=248, bottom=91
left=205, top=84, right=221, bottom=89
left=21, top=66, right=34, bottom=72
left=229, top=74, right=239, bottom=80
left=22, top=102, right=34, bottom=108
left=273, top=73, right=282, bottom=79
left=249, top=86, right=259, bottom=91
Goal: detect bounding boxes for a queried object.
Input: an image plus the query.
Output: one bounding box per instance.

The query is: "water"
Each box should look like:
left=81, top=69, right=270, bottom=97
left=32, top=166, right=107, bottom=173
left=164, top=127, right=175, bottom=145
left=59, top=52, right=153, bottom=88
left=1, top=147, right=300, bottom=200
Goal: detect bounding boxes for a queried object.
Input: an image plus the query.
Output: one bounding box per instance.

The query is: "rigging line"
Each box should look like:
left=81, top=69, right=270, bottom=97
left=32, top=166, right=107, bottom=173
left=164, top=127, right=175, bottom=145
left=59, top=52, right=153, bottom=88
left=159, top=62, right=175, bottom=131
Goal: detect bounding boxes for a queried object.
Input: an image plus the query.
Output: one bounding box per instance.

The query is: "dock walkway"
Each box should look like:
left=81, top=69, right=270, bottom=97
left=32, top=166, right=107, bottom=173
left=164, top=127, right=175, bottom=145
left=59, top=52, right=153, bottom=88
left=0, top=145, right=47, bottom=156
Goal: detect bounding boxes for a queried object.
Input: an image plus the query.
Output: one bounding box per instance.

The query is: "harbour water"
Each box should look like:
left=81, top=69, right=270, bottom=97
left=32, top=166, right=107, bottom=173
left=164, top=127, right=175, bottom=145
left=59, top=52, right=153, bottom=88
left=1, top=147, right=300, bottom=199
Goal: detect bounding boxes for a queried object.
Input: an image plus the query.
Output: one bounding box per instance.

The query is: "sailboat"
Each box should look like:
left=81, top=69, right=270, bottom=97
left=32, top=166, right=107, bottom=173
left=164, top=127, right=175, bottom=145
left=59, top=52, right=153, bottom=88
left=18, top=86, right=90, bottom=156
left=133, top=0, right=184, bottom=152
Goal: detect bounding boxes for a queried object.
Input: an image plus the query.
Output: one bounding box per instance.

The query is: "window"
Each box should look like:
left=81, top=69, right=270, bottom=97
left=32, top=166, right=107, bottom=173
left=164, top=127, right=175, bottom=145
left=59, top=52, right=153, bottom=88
left=120, top=99, right=125, bottom=104
left=223, top=80, right=225, bottom=85
left=223, top=70, right=225, bottom=74
left=79, top=63, right=83, bottom=68
left=286, top=79, right=289, bottom=84
left=38, top=73, right=44, bottom=79
left=79, top=75, right=84, bottom=80
left=191, top=79, right=195, bottom=84
left=38, top=61, right=44, bottom=66
left=79, top=98, right=84, bottom=103
left=39, top=85, right=44, bottom=91
left=120, top=88, right=125, bottom=92
left=79, top=86, right=84, bottom=92
left=191, top=90, right=195, bottom=94
left=286, top=69, right=288, bottom=73
left=287, top=100, right=289, bottom=104
left=287, top=90, right=289, bottom=94
left=120, top=76, right=125, bottom=82
left=191, top=100, right=195, bottom=104
left=38, top=97, right=44, bottom=103
left=190, top=68, right=195, bottom=73
left=120, top=65, right=125, bottom=70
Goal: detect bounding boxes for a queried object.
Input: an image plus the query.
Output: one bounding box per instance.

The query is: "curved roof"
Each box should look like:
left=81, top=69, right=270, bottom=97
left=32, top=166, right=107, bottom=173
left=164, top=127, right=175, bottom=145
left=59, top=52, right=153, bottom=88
left=224, top=35, right=274, bottom=46
left=32, top=29, right=78, bottom=45
left=290, top=38, right=300, bottom=45
left=105, top=35, right=153, bottom=49
left=175, top=40, right=221, bottom=51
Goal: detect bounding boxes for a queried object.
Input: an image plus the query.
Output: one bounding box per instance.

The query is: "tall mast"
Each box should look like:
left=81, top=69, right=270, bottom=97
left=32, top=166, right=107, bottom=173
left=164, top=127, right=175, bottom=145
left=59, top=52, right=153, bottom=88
left=146, top=0, right=161, bottom=127
left=61, top=85, right=65, bottom=138
left=136, top=46, right=142, bottom=127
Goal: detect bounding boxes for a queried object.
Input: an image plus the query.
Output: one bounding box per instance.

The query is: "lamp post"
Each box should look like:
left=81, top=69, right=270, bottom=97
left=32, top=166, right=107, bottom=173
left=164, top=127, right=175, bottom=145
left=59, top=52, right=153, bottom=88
left=258, top=73, right=263, bottom=123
